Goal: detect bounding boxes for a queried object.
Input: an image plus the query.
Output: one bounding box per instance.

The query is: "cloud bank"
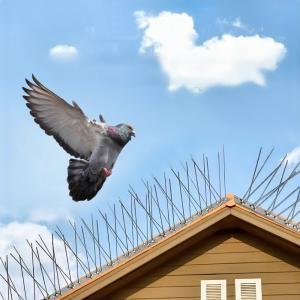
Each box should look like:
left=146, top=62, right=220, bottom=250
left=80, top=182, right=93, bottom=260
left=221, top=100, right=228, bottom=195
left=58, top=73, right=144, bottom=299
left=135, top=11, right=286, bottom=93
left=0, top=222, right=77, bottom=298
left=49, top=44, right=78, bottom=61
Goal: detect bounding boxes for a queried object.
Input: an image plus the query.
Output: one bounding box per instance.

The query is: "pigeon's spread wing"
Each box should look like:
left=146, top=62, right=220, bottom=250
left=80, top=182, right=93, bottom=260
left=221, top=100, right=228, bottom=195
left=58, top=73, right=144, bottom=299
left=23, top=75, right=99, bottom=159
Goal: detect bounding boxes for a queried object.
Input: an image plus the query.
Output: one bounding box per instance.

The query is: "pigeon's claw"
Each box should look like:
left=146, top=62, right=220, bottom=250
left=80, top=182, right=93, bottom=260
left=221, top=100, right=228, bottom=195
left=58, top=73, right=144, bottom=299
left=101, top=167, right=112, bottom=177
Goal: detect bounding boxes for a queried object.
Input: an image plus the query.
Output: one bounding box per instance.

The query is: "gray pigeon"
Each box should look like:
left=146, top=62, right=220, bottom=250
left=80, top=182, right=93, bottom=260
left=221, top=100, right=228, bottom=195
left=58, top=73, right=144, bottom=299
left=23, top=75, right=135, bottom=201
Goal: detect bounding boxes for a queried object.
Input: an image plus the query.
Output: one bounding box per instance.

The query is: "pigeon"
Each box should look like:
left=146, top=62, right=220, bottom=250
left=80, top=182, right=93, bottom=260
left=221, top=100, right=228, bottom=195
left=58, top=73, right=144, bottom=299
left=23, top=75, right=135, bottom=201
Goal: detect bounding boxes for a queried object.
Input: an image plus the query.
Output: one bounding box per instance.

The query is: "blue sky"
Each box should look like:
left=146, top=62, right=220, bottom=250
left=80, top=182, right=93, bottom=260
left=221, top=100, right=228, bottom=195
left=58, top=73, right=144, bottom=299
left=1, top=0, right=300, bottom=232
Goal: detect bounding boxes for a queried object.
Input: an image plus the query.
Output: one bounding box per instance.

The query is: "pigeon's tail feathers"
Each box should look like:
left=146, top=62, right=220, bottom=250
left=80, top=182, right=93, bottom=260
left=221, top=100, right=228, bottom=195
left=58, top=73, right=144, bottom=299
left=67, top=159, right=106, bottom=201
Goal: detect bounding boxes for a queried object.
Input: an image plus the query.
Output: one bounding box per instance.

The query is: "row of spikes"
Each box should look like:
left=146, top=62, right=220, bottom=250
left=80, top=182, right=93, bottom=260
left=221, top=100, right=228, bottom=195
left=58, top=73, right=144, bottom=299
left=0, top=148, right=300, bottom=300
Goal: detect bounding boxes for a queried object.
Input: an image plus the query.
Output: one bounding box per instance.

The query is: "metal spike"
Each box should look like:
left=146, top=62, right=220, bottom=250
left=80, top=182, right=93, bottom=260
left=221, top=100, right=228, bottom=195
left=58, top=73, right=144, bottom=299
left=35, top=246, right=49, bottom=297
left=95, top=220, right=102, bottom=272
left=128, top=189, right=162, bottom=234
left=26, top=242, right=54, bottom=294
left=192, top=160, right=203, bottom=211
left=177, top=171, right=186, bottom=222
left=91, top=215, right=98, bottom=273
left=192, top=158, right=221, bottom=204
left=171, top=168, right=199, bottom=213
left=218, top=152, right=222, bottom=200
left=55, top=226, right=92, bottom=276
left=97, top=210, right=127, bottom=255
left=243, top=148, right=274, bottom=201
left=9, top=251, right=47, bottom=297
left=76, top=219, right=110, bottom=265
left=164, top=173, right=171, bottom=228
left=249, top=157, right=286, bottom=206
left=203, top=154, right=208, bottom=206
left=223, top=145, right=227, bottom=197
left=153, top=176, right=184, bottom=223
left=0, top=256, right=23, bottom=300
left=119, top=199, right=147, bottom=246
left=169, top=178, right=176, bottom=229
left=81, top=226, right=92, bottom=276
left=35, top=235, right=70, bottom=286
left=140, top=182, right=169, bottom=231
left=108, top=204, right=132, bottom=251
left=19, top=251, right=28, bottom=300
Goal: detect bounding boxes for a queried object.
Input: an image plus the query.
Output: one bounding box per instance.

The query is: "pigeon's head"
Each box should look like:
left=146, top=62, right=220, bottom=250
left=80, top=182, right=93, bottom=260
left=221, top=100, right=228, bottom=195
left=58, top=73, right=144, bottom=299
left=116, top=124, right=136, bottom=143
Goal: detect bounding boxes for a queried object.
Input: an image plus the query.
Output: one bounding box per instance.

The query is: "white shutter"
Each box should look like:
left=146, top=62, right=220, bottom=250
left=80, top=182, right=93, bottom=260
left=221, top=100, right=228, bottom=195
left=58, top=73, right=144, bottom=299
left=235, top=278, right=262, bottom=300
left=201, top=280, right=226, bottom=300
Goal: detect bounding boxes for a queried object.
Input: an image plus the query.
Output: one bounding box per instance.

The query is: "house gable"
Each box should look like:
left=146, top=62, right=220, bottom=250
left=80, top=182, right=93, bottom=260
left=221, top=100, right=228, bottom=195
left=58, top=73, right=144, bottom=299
left=59, top=198, right=300, bottom=299
left=108, top=229, right=300, bottom=300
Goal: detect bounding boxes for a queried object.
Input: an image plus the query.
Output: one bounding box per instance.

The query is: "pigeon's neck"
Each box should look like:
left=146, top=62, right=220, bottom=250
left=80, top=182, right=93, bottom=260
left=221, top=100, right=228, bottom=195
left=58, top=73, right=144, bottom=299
left=106, top=126, right=128, bottom=147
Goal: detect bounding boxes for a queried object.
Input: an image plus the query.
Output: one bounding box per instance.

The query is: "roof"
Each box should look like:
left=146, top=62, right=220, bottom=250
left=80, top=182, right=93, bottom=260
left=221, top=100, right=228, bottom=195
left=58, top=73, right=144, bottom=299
left=58, top=193, right=300, bottom=300
left=1, top=151, right=300, bottom=300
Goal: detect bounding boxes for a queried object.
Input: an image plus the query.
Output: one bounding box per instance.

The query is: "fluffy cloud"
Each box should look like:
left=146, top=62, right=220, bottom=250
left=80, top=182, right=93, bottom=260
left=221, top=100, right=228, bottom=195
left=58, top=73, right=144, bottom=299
left=0, top=222, right=77, bottom=299
left=0, top=222, right=54, bottom=257
left=135, top=11, right=286, bottom=93
left=29, top=209, right=74, bottom=223
left=49, top=44, right=78, bottom=61
left=284, top=146, right=300, bottom=166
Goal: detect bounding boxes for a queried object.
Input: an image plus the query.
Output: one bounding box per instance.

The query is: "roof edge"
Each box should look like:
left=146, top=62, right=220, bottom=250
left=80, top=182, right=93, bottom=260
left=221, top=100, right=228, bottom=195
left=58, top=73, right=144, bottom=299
left=58, top=198, right=299, bottom=300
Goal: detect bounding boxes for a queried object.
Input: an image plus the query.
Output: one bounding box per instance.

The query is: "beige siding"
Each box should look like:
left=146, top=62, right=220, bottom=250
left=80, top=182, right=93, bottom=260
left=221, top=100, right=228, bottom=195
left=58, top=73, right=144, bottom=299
left=109, top=231, right=300, bottom=300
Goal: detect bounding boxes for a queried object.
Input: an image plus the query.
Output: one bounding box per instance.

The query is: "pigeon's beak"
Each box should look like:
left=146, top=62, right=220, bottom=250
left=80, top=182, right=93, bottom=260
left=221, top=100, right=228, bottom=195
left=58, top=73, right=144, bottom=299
left=131, top=130, right=136, bottom=137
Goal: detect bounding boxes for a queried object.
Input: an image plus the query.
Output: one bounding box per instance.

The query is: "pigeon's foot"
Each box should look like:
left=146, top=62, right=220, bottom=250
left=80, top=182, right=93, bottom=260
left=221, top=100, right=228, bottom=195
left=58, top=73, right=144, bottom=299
left=101, top=167, right=112, bottom=177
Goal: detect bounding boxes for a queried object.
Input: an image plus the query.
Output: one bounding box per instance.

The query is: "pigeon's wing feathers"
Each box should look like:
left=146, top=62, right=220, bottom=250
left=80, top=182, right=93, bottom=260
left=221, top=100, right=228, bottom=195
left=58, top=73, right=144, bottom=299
left=23, top=75, right=99, bottom=159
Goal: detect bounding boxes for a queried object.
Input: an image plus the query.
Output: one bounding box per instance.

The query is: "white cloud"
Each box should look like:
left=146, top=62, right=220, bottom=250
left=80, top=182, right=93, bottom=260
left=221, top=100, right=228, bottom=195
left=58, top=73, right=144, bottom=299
left=0, top=222, right=53, bottom=257
left=284, top=146, right=300, bottom=166
left=135, top=11, right=286, bottom=93
left=0, top=222, right=77, bottom=299
left=29, top=209, right=74, bottom=223
left=49, top=44, right=78, bottom=61
left=29, top=209, right=59, bottom=223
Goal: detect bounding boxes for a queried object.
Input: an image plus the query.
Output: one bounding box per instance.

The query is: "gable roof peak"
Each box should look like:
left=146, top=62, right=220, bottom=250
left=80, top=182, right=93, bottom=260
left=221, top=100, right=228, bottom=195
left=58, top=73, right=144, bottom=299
left=224, top=193, right=243, bottom=207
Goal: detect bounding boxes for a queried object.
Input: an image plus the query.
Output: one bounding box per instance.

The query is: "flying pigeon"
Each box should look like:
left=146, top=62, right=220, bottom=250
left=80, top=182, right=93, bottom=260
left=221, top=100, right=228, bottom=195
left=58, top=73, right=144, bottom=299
left=22, top=75, right=135, bottom=201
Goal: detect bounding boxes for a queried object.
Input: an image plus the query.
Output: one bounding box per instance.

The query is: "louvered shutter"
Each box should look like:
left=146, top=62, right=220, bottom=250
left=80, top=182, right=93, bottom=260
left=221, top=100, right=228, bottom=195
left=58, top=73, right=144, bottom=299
left=235, top=279, right=262, bottom=300
left=201, top=280, right=226, bottom=300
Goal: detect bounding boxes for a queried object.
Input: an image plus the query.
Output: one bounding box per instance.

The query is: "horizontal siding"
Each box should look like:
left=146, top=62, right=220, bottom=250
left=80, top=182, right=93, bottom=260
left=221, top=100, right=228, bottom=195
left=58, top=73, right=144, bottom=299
left=111, top=283, right=300, bottom=299
left=109, top=232, right=300, bottom=299
left=132, top=272, right=300, bottom=288
left=118, top=298, right=300, bottom=300
left=257, top=296, right=300, bottom=300
left=154, top=261, right=299, bottom=275
left=205, top=241, right=259, bottom=254
left=111, top=297, right=300, bottom=300
left=186, top=251, right=279, bottom=264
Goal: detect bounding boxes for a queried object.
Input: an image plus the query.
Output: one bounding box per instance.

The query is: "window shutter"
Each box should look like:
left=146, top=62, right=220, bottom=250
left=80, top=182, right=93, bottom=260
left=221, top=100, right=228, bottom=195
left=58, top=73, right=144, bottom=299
left=235, top=279, right=262, bottom=300
left=201, top=280, right=226, bottom=300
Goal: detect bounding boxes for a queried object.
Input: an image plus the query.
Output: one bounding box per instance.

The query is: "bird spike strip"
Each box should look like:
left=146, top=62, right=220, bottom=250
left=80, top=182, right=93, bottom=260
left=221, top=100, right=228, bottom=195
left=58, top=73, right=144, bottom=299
left=1, top=148, right=300, bottom=299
